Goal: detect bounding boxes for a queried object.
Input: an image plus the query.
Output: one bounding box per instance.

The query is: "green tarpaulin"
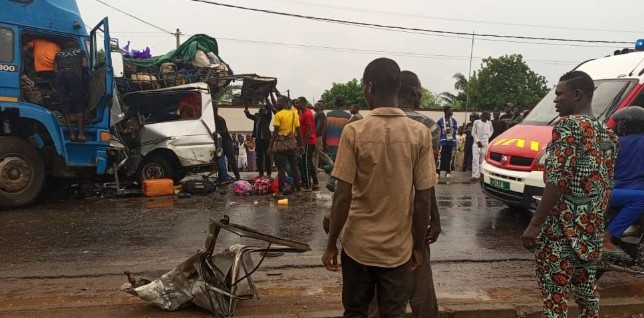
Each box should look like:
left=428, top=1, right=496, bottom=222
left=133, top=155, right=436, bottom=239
left=124, top=34, right=219, bottom=68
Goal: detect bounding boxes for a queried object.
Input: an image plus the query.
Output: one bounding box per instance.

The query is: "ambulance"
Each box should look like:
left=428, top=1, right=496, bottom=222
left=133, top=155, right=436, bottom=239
left=481, top=40, right=644, bottom=209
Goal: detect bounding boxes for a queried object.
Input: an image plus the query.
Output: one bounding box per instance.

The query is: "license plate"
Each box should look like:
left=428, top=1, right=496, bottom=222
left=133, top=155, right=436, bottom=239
left=489, top=178, right=510, bottom=190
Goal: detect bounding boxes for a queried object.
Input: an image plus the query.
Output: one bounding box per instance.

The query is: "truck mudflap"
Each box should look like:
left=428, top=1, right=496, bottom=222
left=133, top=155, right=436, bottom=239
left=122, top=216, right=310, bottom=316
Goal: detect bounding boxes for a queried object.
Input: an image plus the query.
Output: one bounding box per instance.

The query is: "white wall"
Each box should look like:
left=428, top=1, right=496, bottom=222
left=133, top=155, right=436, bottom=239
left=218, top=106, right=473, bottom=134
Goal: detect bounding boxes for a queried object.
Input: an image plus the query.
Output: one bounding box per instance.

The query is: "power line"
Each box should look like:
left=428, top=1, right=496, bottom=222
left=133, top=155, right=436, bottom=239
left=91, top=0, right=595, bottom=65
left=95, top=0, right=174, bottom=35
left=216, top=37, right=580, bottom=65
left=189, top=0, right=633, bottom=45
left=258, top=0, right=644, bottom=35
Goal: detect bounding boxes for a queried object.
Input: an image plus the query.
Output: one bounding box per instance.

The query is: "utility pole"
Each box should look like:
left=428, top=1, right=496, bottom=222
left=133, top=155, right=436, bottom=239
left=174, top=28, right=182, bottom=48
left=465, top=31, right=475, bottom=122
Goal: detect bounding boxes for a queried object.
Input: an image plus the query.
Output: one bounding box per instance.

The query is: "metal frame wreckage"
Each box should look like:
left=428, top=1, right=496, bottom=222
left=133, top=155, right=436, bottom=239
left=122, top=216, right=311, bottom=317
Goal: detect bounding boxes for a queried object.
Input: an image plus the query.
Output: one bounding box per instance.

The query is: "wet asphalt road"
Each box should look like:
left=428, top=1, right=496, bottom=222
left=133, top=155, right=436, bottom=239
left=0, top=173, right=535, bottom=278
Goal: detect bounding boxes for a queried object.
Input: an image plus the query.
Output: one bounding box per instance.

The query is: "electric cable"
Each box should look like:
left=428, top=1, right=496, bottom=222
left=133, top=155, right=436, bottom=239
left=189, top=0, right=633, bottom=45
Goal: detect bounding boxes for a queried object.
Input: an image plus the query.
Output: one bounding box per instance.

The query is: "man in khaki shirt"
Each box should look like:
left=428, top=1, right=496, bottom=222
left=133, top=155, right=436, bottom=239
left=323, top=58, right=436, bottom=317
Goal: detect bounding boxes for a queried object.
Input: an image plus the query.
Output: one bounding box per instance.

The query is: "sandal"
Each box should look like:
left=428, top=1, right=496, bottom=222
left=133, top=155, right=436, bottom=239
left=69, top=133, right=77, bottom=142
left=76, top=135, right=88, bottom=142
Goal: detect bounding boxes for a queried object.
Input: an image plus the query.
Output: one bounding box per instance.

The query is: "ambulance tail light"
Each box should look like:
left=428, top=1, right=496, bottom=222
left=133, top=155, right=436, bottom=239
left=534, top=151, right=547, bottom=171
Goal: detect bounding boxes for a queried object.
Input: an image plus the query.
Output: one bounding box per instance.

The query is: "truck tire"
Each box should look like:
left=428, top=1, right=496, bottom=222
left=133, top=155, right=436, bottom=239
left=0, top=137, right=45, bottom=210
left=137, top=155, right=175, bottom=184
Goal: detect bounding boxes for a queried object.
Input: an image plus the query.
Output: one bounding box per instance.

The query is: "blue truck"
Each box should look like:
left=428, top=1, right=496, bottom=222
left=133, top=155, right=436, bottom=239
left=0, top=0, right=114, bottom=209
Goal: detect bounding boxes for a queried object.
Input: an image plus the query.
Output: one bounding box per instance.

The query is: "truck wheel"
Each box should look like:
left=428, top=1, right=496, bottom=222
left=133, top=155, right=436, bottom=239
left=0, top=137, right=45, bottom=210
left=137, top=155, right=175, bottom=184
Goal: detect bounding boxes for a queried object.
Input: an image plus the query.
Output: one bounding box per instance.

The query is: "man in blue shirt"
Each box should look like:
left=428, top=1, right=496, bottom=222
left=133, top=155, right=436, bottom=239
left=436, top=107, right=458, bottom=178
left=603, top=106, right=644, bottom=257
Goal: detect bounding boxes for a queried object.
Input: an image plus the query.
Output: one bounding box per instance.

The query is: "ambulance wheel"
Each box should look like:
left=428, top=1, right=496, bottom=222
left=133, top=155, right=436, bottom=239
left=137, top=155, right=175, bottom=184
left=0, top=137, right=45, bottom=210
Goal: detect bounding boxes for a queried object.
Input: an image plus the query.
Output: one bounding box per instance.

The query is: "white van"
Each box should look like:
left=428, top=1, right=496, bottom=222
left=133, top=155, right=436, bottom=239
left=111, top=83, right=216, bottom=183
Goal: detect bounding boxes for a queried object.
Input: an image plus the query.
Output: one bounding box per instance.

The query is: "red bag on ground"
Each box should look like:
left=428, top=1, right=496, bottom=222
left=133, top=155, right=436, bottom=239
left=253, top=177, right=271, bottom=195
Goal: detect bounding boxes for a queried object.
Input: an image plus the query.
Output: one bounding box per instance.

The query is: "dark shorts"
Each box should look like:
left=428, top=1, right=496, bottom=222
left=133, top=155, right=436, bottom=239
left=55, top=70, right=85, bottom=115
left=341, top=250, right=412, bottom=318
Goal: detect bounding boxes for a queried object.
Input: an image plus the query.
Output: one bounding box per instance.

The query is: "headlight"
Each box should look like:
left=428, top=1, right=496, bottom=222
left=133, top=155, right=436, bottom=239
left=534, top=151, right=547, bottom=171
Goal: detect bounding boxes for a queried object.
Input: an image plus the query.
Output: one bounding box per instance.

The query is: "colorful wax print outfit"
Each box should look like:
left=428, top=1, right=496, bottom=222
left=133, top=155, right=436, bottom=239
left=537, top=115, right=618, bottom=318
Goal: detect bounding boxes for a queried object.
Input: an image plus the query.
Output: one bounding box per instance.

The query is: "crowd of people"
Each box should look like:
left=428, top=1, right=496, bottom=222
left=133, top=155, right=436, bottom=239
left=434, top=102, right=530, bottom=181
left=212, top=91, right=534, bottom=189
left=212, top=90, right=366, bottom=194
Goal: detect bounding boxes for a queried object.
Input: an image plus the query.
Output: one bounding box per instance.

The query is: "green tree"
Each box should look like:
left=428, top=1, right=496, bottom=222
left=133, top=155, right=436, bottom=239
left=439, top=92, right=464, bottom=110
left=449, top=54, right=549, bottom=111
left=321, top=78, right=366, bottom=108
left=321, top=78, right=442, bottom=109
left=420, top=89, right=442, bottom=109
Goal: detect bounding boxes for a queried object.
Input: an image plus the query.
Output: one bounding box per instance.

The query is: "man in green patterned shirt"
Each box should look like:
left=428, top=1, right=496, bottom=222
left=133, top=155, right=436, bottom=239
left=521, top=71, right=618, bottom=318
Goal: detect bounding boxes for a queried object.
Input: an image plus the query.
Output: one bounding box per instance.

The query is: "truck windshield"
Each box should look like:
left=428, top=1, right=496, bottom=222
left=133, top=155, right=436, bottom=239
left=523, top=79, right=636, bottom=126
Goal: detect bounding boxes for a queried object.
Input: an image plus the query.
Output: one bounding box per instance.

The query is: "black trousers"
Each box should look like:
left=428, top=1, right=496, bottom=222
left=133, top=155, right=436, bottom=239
left=341, top=250, right=412, bottom=318
left=438, top=145, right=453, bottom=174
left=299, top=144, right=318, bottom=188
left=274, top=150, right=301, bottom=193
left=367, top=244, right=439, bottom=318
left=255, top=139, right=272, bottom=175
left=463, top=140, right=473, bottom=172
left=55, top=71, right=85, bottom=115
left=222, top=138, right=240, bottom=179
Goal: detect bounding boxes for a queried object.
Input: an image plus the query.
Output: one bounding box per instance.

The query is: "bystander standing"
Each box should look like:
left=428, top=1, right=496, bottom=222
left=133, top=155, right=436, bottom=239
left=521, top=71, right=618, bottom=317
left=323, top=58, right=434, bottom=317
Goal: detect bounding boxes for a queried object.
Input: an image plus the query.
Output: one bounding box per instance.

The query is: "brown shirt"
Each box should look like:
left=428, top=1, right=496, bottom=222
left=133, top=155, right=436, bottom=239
left=332, top=107, right=437, bottom=267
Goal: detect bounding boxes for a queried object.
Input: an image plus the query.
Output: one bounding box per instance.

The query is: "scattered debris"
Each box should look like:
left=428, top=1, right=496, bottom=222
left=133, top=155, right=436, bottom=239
left=122, top=216, right=310, bottom=317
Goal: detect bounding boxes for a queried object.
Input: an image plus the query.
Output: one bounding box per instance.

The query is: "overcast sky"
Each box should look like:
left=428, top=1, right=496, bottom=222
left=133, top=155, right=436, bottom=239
left=78, top=0, right=643, bottom=102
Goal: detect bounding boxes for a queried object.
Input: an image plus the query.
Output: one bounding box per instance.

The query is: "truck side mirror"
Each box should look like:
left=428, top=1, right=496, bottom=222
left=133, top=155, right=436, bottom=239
left=111, top=52, right=124, bottom=78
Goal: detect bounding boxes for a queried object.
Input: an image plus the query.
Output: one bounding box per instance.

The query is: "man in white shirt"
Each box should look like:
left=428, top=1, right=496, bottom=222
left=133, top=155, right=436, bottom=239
left=471, top=111, right=493, bottom=181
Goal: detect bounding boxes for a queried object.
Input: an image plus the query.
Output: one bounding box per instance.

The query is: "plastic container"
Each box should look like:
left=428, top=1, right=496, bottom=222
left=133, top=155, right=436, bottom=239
left=142, top=179, right=175, bottom=197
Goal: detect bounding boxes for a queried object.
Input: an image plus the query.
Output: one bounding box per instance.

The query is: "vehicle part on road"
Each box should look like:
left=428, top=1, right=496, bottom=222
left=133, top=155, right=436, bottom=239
left=0, top=137, right=45, bottom=209
left=122, top=216, right=310, bottom=317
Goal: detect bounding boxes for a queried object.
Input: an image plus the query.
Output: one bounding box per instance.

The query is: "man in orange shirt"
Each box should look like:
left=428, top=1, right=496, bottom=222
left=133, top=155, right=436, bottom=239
left=26, top=39, right=61, bottom=73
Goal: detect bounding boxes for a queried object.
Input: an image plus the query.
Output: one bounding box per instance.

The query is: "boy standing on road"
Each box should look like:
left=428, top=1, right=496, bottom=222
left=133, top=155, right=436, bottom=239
left=437, top=106, right=458, bottom=178
left=522, top=71, right=618, bottom=318
left=323, top=58, right=434, bottom=317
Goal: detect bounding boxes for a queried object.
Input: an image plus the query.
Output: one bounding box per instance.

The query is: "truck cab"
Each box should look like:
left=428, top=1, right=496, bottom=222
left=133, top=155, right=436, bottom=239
left=481, top=45, right=644, bottom=209
left=0, top=0, right=114, bottom=209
